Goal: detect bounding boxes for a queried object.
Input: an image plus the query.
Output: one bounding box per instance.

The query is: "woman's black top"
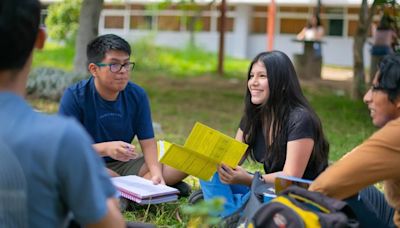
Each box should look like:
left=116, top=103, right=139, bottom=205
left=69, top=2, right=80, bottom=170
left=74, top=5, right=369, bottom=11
left=240, top=107, right=327, bottom=180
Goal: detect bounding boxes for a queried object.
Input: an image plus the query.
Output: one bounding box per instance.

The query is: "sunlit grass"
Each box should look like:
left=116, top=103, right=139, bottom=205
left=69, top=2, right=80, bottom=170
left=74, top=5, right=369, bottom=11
left=29, top=98, right=59, bottom=113
left=303, top=88, right=375, bottom=161
left=33, top=42, right=74, bottom=71
left=32, top=39, right=249, bottom=78
left=122, top=198, right=190, bottom=227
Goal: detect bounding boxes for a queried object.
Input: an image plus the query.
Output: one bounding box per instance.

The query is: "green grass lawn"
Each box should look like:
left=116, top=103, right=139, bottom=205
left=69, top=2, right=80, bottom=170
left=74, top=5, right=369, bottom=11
left=33, top=42, right=75, bottom=71
left=30, top=42, right=375, bottom=227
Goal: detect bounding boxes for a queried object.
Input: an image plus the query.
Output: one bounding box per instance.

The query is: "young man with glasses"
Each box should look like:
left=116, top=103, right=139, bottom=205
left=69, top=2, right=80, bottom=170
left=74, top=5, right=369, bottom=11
left=59, top=34, right=189, bottom=197
left=0, top=1, right=124, bottom=227
left=309, top=53, right=400, bottom=227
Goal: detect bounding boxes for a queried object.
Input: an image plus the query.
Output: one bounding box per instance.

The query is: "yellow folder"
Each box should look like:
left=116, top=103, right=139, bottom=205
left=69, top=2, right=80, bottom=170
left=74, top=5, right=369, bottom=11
left=157, top=122, right=248, bottom=181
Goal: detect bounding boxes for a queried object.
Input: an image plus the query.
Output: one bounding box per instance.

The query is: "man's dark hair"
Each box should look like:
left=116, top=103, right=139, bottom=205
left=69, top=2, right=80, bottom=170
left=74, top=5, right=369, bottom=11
left=0, top=0, right=41, bottom=70
left=86, top=34, right=131, bottom=65
left=378, top=53, right=400, bottom=102
left=377, top=14, right=394, bottom=30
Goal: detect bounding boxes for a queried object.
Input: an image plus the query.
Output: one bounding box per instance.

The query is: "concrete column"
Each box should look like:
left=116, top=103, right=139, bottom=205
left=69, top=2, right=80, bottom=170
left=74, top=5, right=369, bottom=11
left=98, top=11, right=105, bottom=34
left=123, top=5, right=130, bottom=35
left=232, top=5, right=251, bottom=59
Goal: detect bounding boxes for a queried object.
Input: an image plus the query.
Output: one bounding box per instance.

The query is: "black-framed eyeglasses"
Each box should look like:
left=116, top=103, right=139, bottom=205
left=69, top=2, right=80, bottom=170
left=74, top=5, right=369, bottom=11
left=371, top=84, right=386, bottom=92
left=95, top=62, right=135, bottom=73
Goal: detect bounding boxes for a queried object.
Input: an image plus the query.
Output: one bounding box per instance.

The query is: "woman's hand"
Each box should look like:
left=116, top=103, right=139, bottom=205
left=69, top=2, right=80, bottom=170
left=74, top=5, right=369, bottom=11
left=217, top=164, right=253, bottom=186
left=151, top=174, right=166, bottom=185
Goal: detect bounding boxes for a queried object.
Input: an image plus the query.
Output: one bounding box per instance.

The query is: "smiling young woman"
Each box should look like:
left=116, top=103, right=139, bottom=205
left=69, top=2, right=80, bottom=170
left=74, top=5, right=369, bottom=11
left=199, top=50, right=329, bottom=217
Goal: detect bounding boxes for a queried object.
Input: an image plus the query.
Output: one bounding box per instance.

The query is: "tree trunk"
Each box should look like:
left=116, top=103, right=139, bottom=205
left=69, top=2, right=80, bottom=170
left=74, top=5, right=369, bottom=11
left=352, top=0, right=376, bottom=99
left=73, top=0, right=104, bottom=74
left=217, top=0, right=226, bottom=76
left=187, top=0, right=196, bottom=47
left=185, top=1, right=215, bottom=47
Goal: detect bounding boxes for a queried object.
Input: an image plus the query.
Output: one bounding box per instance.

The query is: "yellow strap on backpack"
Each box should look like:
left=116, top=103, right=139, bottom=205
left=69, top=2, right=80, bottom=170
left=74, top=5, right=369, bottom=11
left=273, top=196, right=321, bottom=227
left=289, top=193, right=330, bottom=213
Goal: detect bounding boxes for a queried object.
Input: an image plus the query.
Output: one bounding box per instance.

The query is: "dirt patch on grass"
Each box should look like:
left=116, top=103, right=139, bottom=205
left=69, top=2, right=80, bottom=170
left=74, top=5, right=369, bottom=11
left=137, top=64, right=354, bottom=93
left=138, top=74, right=246, bottom=93
left=302, top=66, right=353, bottom=96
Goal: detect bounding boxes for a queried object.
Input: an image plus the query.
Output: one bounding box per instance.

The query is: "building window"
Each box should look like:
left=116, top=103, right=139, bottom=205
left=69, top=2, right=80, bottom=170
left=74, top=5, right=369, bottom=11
left=104, top=16, right=124, bottom=29
left=217, top=17, right=234, bottom=32
left=347, top=7, right=360, bottom=15
left=328, top=19, right=343, bottom=36
left=130, top=15, right=153, bottom=30
left=251, top=6, right=268, bottom=34
left=158, top=16, right=180, bottom=31
left=216, top=5, right=236, bottom=11
left=129, top=4, right=146, bottom=10
left=280, top=18, right=307, bottom=34
left=347, top=20, right=358, bottom=36
left=324, top=7, right=344, bottom=36
left=40, top=9, right=48, bottom=26
left=251, top=17, right=268, bottom=34
left=104, top=4, right=126, bottom=10
left=184, top=16, right=211, bottom=32
left=280, top=6, right=309, bottom=13
left=253, top=6, right=267, bottom=13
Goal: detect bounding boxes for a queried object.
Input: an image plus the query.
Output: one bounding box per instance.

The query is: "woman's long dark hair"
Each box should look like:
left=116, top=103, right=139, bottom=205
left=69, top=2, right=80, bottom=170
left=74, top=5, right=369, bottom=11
left=241, top=51, right=329, bottom=170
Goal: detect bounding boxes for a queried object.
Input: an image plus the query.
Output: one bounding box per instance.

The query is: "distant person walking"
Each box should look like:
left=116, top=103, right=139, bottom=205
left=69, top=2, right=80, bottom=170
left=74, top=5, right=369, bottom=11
left=297, top=14, right=324, bottom=57
left=370, top=14, right=398, bottom=83
left=297, top=14, right=324, bottom=41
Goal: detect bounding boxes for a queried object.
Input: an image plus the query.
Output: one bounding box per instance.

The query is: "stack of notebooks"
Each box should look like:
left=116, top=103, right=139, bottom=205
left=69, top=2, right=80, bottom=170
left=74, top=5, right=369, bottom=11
left=112, top=175, right=179, bottom=205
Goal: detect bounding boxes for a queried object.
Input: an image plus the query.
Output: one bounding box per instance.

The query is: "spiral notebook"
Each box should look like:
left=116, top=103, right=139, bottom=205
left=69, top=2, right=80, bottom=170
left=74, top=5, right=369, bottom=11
left=112, top=175, right=179, bottom=205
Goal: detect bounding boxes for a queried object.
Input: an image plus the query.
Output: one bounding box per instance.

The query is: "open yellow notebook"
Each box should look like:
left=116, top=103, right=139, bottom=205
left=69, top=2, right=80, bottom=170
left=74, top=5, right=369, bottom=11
left=157, top=122, right=248, bottom=180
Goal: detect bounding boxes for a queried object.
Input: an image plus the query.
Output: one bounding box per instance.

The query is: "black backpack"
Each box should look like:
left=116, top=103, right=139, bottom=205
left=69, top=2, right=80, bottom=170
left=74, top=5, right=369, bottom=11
left=219, top=172, right=273, bottom=227
left=246, top=185, right=359, bottom=228
left=220, top=172, right=359, bottom=228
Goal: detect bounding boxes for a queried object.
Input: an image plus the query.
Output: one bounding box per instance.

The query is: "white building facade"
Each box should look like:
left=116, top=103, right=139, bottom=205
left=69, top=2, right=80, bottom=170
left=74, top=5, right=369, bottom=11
left=43, top=0, right=377, bottom=67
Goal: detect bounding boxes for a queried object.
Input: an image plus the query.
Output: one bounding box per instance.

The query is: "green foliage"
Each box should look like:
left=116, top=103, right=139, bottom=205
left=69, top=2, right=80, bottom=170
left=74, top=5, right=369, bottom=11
left=130, top=35, right=160, bottom=71
left=302, top=87, right=375, bottom=161
left=181, top=198, right=224, bottom=227
left=33, top=40, right=249, bottom=78
left=132, top=36, right=249, bottom=78
left=373, top=0, right=398, bottom=5
left=45, top=0, right=81, bottom=45
left=29, top=99, right=59, bottom=113
left=27, top=67, right=86, bottom=100
left=122, top=199, right=191, bottom=227
left=33, top=42, right=75, bottom=71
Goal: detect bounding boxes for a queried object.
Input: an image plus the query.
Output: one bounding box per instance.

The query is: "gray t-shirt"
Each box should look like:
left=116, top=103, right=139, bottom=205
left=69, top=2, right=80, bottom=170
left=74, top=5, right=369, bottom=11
left=0, top=92, right=116, bottom=227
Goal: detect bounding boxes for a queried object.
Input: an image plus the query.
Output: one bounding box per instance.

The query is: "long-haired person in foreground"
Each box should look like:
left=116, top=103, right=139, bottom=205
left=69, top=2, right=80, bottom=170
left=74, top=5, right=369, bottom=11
left=0, top=0, right=124, bottom=227
left=200, top=51, right=329, bottom=217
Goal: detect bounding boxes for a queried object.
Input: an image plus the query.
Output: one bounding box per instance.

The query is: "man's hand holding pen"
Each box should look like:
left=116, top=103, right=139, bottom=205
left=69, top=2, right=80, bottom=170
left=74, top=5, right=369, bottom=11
left=104, top=141, right=139, bottom=162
